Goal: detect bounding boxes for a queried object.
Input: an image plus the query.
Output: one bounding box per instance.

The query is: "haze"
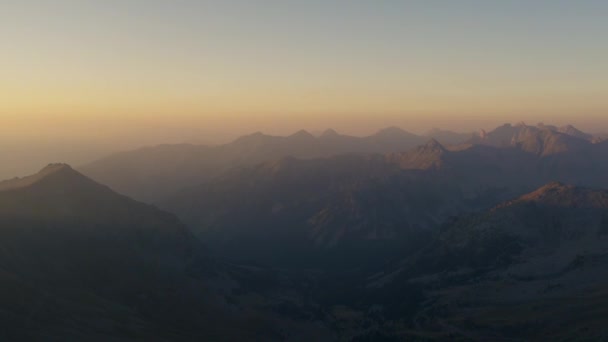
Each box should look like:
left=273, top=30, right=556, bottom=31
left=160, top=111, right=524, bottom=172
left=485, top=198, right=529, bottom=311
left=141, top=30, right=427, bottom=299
left=1, top=1, right=607, bottom=178
left=4, top=2, right=608, bottom=340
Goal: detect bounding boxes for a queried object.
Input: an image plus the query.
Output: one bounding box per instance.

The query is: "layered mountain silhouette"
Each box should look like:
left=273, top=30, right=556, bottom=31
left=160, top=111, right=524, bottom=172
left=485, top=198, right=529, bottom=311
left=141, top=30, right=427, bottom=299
left=80, top=127, right=469, bottom=202
left=156, top=124, right=608, bottom=270
left=5, top=122, right=608, bottom=340
left=81, top=122, right=600, bottom=203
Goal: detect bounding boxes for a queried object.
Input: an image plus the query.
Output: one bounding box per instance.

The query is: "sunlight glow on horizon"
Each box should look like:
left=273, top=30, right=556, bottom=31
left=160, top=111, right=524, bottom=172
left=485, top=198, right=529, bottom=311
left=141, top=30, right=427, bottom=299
left=1, top=1, right=607, bottom=141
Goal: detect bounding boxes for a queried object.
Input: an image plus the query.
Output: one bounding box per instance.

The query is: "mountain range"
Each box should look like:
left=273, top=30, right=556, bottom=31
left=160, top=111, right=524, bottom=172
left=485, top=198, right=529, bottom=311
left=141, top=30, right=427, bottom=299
left=79, top=127, right=473, bottom=202
left=156, top=125, right=608, bottom=269
left=80, top=122, right=603, bottom=203
left=80, top=127, right=486, bottom=201
left=5, top=121, right=608, bottom=340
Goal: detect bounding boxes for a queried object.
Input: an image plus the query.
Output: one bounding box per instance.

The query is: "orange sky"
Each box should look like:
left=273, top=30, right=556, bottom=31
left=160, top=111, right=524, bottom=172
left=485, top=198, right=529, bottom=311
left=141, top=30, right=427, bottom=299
left=1, top=1, right=607, bottom=146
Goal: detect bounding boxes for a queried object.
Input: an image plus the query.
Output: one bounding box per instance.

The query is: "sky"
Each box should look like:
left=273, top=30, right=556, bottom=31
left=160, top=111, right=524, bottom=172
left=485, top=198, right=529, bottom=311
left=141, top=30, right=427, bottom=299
left=1, top=0, right=607, bottom=159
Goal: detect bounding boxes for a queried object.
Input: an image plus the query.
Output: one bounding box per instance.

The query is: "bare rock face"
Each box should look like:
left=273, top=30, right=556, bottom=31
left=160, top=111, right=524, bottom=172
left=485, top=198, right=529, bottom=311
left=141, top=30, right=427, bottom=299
left=468, top=122, right=592, bottom=156
left=558, top=124, right=593, bottom=141
left=386, top=139, right=448, bottom=170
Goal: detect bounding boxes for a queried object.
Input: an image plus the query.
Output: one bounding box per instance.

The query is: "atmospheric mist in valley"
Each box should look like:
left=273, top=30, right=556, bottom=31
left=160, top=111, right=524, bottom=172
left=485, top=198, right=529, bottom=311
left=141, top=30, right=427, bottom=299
left=1, top=1, right=607, bottom=341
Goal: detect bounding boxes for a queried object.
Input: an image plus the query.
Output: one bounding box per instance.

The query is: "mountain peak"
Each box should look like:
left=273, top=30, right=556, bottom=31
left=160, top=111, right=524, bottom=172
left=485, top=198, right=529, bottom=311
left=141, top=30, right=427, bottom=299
left=387, top=138, right=448, bottom=170
left=423, top=138, right=446, bottom=151
left=515, top=121, right=527, bottom=128
left=231, top=131, right=275, bottom=145
left=537, top=122, right=558, bottom=131
left=558, top=124, right=592, bottom=140
left=376, top=126, right=407, bottom=136
left=39, top=163, right=73, bottom=175
left=320, top=128, right=339, bottom=138
left=289, top=129, right=315, bottom=140
left=0, top=163, right=79, bottom=192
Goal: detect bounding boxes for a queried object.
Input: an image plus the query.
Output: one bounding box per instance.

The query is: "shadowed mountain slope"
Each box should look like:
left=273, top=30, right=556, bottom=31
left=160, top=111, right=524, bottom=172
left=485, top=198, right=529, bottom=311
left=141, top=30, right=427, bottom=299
left=159, top=147, right=532, bottom=268
left=158, top=135, right=608, bottom=269
left=0, top=164, right=320, bottom=341
left=361, top=183, right=608, bottom=340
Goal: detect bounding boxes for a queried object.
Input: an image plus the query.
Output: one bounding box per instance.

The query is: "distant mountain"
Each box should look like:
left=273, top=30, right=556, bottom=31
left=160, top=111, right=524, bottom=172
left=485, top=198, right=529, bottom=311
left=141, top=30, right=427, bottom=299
left=80, top=128, right=427, bottom=202
left=538, top=138, right=608, bottom=187
left=319, top=128, right=340, bottom=138
left=386, top=139, right=448, bottom=170
left=387, top=139, right=552, bottom=190
left=557, top=124, right=593, bottom=140
left=470, top=123, right=592, bottom=156
left=424, top=128, right=475, bottom=145
left=81, top=122, right=599, bottom=203
left=0, top=164, right=321, bottom=341
left=535, top=123, right=594, bottom=140
left=371, top=126, right=423, bottom=147
left=515, top=125, right=590, bottom=156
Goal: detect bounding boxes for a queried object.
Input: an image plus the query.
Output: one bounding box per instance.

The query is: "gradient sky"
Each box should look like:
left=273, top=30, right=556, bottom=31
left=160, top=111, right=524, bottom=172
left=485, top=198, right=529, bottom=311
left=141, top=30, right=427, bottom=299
left=1, top=0, right=607, bottom=144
